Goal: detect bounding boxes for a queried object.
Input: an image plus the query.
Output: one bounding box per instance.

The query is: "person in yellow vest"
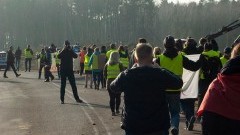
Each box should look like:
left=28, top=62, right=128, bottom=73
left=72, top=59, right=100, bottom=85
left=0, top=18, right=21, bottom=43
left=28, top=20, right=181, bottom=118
left=103, top=51, right=124, bottom=116
left=118, top=45, right=129, bottom=69
left=37, top=48, right=46, bottom=79
left=84, top=47, right=93, bottom=88
left=106, top=43, right=117, bottom=60
left=220, top=47, right=231, bottom=67
left=155, top=35, right=203, bottom=135
left=88, top=47, right=102, bottom=90
left=198, top=42, right=222, bottom=110
left=24, top=45, right=33, bottom=72
left=54, top=48, right=61, bottom=79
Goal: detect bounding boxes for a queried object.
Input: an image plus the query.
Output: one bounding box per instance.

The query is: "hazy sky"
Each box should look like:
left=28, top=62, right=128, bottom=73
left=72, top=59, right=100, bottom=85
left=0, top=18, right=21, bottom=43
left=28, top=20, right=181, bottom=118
left=154, top=0, right=200, bottom=4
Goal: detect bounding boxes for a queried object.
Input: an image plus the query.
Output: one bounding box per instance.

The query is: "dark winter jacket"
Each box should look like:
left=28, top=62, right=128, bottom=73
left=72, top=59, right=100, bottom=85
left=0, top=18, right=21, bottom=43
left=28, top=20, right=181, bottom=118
left=58, top=48, right=78, bottom=72
left=15, top=49, right=22, bottom=59
left=7, top=50, right=15, bottom=64
left=110, top=66, right=183, bottom=134
left=221, top=55, right=240, bottom=75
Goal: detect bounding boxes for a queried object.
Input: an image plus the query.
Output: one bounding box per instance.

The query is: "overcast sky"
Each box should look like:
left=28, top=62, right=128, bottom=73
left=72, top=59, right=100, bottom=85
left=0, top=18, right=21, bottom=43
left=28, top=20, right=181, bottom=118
left=154, top=0, right=200, bottom=4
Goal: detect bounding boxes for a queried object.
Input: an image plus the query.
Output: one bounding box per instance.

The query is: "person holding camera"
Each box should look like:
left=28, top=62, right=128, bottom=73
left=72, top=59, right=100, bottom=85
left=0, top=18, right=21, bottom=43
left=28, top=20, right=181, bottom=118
left=58, top=40, right=83, bottom=104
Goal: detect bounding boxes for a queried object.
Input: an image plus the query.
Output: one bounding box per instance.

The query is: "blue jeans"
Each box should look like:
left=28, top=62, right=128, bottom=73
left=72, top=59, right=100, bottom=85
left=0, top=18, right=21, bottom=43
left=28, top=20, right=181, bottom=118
left=180, top=99, right=195, bottom=122
left=166, top=93, right=180, bottom=130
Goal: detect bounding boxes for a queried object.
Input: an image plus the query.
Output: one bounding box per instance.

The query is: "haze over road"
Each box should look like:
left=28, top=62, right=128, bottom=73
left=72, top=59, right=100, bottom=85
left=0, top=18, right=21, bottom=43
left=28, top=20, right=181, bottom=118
left=0, top=71, right=202, bottom=135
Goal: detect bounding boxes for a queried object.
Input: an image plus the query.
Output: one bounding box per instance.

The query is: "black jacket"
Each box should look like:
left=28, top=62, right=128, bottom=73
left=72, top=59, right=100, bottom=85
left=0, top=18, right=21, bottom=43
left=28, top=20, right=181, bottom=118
left=58, top=48, right=77, bottom=72
left=15, top=49, right=22, bottom=59
left=221, top=55, right=240, bottom=75
left=7, top=50, right=15, bottom=64
left=110, top=66, right=183, bottom=134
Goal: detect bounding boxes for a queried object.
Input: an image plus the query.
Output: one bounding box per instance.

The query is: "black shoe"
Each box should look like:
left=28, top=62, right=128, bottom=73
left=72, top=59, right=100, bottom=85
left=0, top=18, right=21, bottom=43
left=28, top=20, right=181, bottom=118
left=3, top=75, right=8, bottom=78
left=76, top=99, right=83, bottom=103
left=61, top=101, right=64, bottom=104
left=51, top=76, right=54, bottom=81
left=170, top=127, right=178, bottom=135
left=16, top=74, right=21, bottom=77
left=187, top=116, right=196, bottom=131
left=90, top=85, right=93, bottom=89
left=112, top=112, right=116, bottom=116
left=116, top=110, right=120, bottom=114
left=25, top=70, right=27, bottom=72
left=44, top=79, right=50, bottom=82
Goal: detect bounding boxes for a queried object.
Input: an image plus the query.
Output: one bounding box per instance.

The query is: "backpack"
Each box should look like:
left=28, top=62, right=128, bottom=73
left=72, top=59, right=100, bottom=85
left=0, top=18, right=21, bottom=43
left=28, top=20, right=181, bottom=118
left=202, top=56, right=222, bottom=81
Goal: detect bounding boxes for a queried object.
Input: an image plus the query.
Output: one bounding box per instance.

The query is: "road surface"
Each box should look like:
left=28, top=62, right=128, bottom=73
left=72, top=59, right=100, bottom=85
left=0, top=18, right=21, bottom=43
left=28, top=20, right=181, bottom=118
left=0, top=71, right=202, bottom=135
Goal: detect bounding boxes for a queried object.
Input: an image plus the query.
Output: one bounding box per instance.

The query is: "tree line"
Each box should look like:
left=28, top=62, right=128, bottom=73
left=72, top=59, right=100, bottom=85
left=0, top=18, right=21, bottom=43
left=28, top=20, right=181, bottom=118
left=0, top=0, right=239, bottom=50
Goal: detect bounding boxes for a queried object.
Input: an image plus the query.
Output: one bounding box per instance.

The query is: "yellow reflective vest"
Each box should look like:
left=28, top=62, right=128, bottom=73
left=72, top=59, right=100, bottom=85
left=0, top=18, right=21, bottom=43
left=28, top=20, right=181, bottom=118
left=220, top=56, right=228, bottom=67
left=55, top=52, right=60, bottom=64
left=107, top=64, right=120, bottom=79
left=24, top=49, right=33, bottom=58
left=84, top=55, right=91, bottom=71
left=119, top=51, right=129, bottom=68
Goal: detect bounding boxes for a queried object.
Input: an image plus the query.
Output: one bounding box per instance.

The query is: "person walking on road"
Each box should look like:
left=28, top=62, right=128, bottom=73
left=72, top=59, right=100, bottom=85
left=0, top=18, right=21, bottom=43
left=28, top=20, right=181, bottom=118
left=3, top=46, right=21, bottom=78
left=84, top=47, right=93, bottom=88
left=58, top=40, right=83, bottom=104
left=104, top=51, right=124, bottom=116
left=37, top=48, right=46, bottom=79
left=24, top=45, right=33, bottom=72
left=197, top=43, right=240, bottom=135
left=155, top=35, right=203, bottom=135
left=110, top=43, right=183, bottom=135
left=88, top=47, right=102, bottom=90
left=79, top=46, right=86, bottom=76
left=44, top=47, right=54, bottom=82
left=15, top=46, right=22, bottom=71
left=220, top=47, right=231, bottom=66
left=54, top=48, right=61, bottom=79
left=106, top=43, right=117, bottom=60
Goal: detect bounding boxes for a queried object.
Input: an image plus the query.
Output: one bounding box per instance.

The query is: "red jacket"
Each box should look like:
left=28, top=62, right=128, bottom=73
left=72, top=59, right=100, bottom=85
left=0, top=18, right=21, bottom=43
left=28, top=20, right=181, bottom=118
left=198, top=73, right=240, bottom=120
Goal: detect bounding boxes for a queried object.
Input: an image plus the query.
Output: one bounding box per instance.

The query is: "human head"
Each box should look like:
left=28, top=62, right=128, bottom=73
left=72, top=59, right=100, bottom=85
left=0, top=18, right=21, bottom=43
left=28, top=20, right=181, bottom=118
left=92, top=44, right=97, bottom=50
left=153, top=47, right=161, bottom=57
left=224, top=47, right=231, bottom=56
left=124, top=45, right=128, bottom=51
left=94, top=47, right=100, bottom=53
left=185, top=38, right=197, bottom=49
left=175, top=39, right=183, bottom=52
left=210, top=39, right=219, bottom=51
left=134, top=43, right=153, bottom=64
left=204, top=42, right=212, bottom=51
left=118, top=45, right=124, bottom=52
left=27, top=45, right=30, bottom=49
left=199, top=38, right=207, bottom=46
left=110, top=44, right=116, bottom=50
left=82, top=46, right=87, bottom=51
left=163, top=35, right=175, bottom=49
left=138, top=38, right=147, bottom=43
left=41, top=48, right=45, bottom=52
left=101, top=45, right=106, bottom=53
left=10, top=46, right=13, bottom=51
left=107, top=51, right=120, bottom=65
left=65, top=40, right=70, bottom=46
left=231, top=43, right=240, bottom=59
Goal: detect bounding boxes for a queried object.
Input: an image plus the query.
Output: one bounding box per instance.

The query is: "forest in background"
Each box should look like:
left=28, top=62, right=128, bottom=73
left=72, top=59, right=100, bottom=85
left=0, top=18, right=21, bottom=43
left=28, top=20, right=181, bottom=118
left=0, top=0, right=239, bottom=50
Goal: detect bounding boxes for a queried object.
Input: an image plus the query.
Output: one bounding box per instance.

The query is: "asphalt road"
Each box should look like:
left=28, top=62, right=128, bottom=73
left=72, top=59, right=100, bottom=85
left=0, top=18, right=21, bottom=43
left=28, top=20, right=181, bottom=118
left=0, top=71, right=202, bottom=135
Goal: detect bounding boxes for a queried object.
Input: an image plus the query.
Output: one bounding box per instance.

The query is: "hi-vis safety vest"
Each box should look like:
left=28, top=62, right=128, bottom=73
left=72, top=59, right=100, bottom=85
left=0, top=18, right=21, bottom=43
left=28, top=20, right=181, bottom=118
left=120, top=51, right=129, bottom=68
left=55, top=52, right=60, bottom=64
left=107, top=64, right=120, bottom=79
left=91, top=54, right=99, bottom=70
left=159, top=54, right=183, bottom=92
left=24, top=49, right=33, bottom=58
left=106, top=49, right=117, bottom=59
left=159, top=54, right=183, bottom=76
left=84, top=55, right=91, bottom=71
left=200, top=50, right=220, bottom=79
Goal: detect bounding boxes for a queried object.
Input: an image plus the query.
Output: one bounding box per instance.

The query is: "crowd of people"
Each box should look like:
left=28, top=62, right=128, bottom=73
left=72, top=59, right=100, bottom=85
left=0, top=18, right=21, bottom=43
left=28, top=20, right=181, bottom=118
left=2, top=35, right=240, bottom=135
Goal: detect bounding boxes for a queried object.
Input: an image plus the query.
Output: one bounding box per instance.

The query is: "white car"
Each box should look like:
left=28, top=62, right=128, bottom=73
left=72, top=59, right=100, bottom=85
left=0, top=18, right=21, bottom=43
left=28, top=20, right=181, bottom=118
left=0, top=51, right=7, bottom=70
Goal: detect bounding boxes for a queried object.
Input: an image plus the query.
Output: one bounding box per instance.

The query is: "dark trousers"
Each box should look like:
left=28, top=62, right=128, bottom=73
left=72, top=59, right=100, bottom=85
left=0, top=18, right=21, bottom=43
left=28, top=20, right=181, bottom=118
left=25, top=58, right=32, bottom=71
left=107, top=89, right=121, bottom=113
left=202, top=111, right=240, bottom=135
left=93, top=71, right=101, bottom=88
left=180, top=99, right=195, bottom=123
left=80, top=63, right=84, bottom=75
left=198, top=79, right=211, bottom=108
left=15, top=58, right=21, bottom=71
left=4, top=63, right=18, bottom=76
left=44, top=65, right=54, bottom=80
left=56, top=64, right=60, bottom=79
left=38, top=64, right=45, bottom=79
left=60, top=71, right=80, bottom=102
left=100, top=71, right=106, bottom=88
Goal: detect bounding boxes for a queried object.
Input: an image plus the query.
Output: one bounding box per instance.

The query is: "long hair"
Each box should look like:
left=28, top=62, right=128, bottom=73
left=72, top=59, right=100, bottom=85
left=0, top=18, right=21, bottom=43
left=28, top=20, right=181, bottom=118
left=231, top=43, right=240, bottom=59
left=107, top=51, right=120, bottom=65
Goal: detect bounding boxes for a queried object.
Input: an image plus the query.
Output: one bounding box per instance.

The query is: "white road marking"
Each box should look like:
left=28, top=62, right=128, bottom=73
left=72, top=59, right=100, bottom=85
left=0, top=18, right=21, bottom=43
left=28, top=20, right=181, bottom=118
left=51, top=82, right=111, bottom=135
